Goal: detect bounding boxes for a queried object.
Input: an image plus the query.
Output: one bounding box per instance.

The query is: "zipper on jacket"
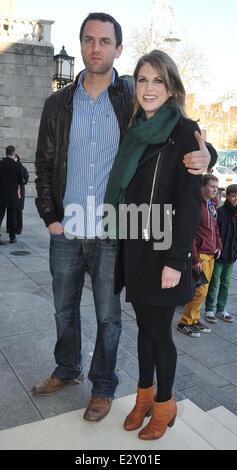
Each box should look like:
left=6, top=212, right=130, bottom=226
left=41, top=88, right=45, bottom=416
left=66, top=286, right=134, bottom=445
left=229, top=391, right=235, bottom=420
left=143, top=152, right=161, bottom=241
left=142, top=138, right=174, bottom=241
left=206, top=200, right=216, bottom=251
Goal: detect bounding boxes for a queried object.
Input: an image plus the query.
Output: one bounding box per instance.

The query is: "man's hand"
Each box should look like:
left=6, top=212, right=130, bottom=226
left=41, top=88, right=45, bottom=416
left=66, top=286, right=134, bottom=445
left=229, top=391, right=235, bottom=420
left=48, top=221, right=64, bottom=235
left=192, top=262, right=203, bottom=273
left=215, top=249, right=221, bottom=260
left=183, top=131, right=211, bottom=175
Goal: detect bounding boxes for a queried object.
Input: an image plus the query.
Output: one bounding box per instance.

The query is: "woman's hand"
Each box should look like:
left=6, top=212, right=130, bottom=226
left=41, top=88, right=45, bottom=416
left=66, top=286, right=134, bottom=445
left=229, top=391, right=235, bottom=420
left=161, top=266, right=181, bottom=289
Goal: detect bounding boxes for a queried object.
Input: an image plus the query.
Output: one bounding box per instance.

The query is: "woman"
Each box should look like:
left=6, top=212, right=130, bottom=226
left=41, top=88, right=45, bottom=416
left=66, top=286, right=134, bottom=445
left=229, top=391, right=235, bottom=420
left=104, top=50, right=202, bottom=440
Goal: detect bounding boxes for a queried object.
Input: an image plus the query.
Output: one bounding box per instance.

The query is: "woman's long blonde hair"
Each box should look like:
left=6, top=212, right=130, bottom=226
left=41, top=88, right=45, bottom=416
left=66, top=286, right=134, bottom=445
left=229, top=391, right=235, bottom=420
left=133, top=49, right=188, bottom=118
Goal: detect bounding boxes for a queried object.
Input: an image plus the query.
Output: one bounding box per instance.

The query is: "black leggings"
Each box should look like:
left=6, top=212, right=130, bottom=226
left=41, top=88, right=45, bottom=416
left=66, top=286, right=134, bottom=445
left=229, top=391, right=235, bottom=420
left=132, top=303, right=177, bottom=403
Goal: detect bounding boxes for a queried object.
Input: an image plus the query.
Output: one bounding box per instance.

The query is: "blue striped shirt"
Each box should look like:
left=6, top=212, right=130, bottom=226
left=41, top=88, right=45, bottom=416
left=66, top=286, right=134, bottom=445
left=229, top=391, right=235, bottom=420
left=63, top=71, right=120, bottom=237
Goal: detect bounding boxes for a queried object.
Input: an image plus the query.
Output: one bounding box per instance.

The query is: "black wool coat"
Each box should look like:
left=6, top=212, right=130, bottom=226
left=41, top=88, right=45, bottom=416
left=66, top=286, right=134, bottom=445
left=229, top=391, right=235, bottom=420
left=115, top=117, right=202, bottom=306
left=0, top=157, right=23, bottom=208
left=17, top=163, right=29, bottom=210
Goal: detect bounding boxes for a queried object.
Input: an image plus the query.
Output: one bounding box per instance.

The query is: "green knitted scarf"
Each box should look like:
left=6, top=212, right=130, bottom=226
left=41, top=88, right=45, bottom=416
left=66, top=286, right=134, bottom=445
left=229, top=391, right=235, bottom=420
left=104, top=98, right=181, bottom=208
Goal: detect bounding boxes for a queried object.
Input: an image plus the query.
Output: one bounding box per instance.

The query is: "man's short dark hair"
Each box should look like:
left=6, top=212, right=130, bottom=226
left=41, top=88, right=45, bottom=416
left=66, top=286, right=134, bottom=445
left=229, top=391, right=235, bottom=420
left=79, top=12, right=122, bottom=47
left=5, top=145, right=15, bottom=156
left=226, top=184, right=237, bottom=195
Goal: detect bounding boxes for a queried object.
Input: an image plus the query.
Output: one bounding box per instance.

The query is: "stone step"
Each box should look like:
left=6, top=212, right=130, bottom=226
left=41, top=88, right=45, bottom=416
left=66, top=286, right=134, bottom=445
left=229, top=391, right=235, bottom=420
left=1, top=395, right=236, bottom=450
left=0, top=395, right=213, bottom=450
left=179, top=399, right=237, bottom=449
left=208, top=406, right=237, bottom=437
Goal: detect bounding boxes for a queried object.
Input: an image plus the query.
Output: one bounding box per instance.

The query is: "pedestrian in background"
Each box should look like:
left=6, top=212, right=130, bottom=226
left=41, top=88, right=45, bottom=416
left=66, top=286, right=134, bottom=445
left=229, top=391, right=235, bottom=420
left=205, top=184, right=237, bottom=323
left=0, top=145, right=22, bottom=243
left=14, top=154, right=29, bottom=235
left=178, top=174, right=222, bottom=337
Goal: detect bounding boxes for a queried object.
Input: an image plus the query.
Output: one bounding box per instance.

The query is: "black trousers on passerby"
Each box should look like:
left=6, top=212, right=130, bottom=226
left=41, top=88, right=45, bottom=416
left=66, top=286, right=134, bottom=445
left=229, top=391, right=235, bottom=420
left=132, top=303, right=177, bottom=403
left=16, top=209, right=23, bottom=234
left=0, top=206, right=17, bottom=240
left=6, top=208, right=22, bottom=234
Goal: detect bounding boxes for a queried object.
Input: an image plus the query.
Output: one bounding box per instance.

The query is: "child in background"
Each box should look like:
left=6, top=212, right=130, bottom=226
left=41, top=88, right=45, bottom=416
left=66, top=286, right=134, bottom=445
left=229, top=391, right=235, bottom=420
left=205, top=184, right=237, bottom=323
left=178, top=174, right=222, bottom=337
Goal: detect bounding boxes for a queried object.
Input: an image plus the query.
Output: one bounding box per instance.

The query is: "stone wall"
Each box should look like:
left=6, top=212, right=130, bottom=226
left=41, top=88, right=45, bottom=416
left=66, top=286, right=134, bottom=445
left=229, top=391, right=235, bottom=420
left=0, top=41, right=54, bottom=195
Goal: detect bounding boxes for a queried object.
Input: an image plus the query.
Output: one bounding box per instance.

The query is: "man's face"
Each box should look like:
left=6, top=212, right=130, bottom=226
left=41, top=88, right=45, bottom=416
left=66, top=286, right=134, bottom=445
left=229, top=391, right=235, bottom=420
left=81, top=20, right=122, bottom=75
left=202, top=180, right=219, bottom=199
left=227, top=192, right=237, bottom=206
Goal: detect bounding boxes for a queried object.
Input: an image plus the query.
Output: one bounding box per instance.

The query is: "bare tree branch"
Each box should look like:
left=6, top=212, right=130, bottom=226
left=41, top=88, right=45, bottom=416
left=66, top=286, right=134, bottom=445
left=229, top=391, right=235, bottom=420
left=126, top=26, right=209, bottom=92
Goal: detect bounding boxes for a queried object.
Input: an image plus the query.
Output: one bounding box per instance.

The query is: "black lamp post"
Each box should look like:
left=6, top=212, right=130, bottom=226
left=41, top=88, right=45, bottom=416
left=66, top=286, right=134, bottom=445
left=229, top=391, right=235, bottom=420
left=53, top=46, right=75, bottom=89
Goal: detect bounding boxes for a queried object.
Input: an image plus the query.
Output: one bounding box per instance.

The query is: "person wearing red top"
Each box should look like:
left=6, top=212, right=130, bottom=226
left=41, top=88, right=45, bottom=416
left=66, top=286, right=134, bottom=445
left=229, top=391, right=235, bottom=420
left=178, top=173, right=222, bottom=337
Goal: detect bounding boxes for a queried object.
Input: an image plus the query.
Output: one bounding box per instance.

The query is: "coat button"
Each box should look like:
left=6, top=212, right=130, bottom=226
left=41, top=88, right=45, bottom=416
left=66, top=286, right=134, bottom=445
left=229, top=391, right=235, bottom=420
left=188, top=252, right=191, bottom=258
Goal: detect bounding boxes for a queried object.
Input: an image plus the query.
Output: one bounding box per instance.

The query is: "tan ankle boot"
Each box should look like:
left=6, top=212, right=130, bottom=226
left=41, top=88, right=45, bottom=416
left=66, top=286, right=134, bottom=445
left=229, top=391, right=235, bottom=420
left=124, top=385, right=155, bottom=431
left=138, top=397, right=177, bottom=440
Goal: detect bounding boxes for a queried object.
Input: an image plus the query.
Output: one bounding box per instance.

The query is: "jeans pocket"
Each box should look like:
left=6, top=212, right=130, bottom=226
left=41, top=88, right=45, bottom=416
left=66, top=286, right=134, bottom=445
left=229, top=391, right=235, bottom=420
left=50, top=232, right=65, bottom=241
left=50, top=232, right=64, bottom=237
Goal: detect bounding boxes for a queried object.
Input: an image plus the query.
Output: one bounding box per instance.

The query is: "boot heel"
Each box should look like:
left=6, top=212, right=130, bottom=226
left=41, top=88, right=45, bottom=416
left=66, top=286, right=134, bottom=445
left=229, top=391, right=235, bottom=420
left=168, top=415, right=176, bottom=427
left=145, top=408, right=152, bottom=417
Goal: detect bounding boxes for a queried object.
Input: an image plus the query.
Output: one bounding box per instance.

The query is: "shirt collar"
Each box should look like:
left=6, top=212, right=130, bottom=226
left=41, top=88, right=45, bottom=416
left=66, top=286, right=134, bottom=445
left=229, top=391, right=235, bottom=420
left=76, top=69, right=115, bottom=91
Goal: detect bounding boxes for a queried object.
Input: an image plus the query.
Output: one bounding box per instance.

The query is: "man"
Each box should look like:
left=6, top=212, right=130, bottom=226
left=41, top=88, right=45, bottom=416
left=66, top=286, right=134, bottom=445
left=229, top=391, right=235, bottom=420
left=0, top=145, right=22, bottom=243
left=33, top=12, right=217, bottom=421
left=12, top=154, right=29, bottom=235
left=177, top=174, right=222, bottom=337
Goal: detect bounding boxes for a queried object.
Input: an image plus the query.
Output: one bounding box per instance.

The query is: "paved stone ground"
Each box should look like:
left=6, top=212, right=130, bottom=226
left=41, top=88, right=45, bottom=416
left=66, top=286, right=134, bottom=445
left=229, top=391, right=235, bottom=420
left=0, top=199, right=237, bottom=431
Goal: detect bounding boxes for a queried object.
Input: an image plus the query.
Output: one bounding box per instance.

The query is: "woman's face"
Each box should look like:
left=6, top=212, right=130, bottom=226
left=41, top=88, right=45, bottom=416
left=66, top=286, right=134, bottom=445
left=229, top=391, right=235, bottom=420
left=136, top=62, right=171, bottom=118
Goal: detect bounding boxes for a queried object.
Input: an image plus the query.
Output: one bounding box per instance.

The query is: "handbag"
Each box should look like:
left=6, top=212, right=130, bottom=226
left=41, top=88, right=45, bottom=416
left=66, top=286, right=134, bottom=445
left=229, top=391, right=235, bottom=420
left=192, top=270, right=209, bottom=288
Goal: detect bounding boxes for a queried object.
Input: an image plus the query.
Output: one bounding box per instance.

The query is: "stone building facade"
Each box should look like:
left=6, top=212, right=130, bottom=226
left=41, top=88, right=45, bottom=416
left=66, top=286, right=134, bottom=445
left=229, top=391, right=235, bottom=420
left=186, top=93, right=237, bottom=153
left=0, top=15, right=54, bottom=195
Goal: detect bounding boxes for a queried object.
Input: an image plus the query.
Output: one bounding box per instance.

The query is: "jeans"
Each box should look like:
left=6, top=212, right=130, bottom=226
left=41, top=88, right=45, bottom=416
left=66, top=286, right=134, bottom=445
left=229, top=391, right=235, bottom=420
left=205, top=261, right=234, bottom=313
left=50, top=235, right=121, bottom=397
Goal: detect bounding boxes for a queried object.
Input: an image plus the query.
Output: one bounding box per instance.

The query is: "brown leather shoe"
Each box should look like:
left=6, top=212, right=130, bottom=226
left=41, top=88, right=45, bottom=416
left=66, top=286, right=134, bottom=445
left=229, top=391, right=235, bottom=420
left=32, top=376, right=68, bottom=395
left=31, top=374, right=84, bottom=396
left=83, top=397, right=113, bottom=421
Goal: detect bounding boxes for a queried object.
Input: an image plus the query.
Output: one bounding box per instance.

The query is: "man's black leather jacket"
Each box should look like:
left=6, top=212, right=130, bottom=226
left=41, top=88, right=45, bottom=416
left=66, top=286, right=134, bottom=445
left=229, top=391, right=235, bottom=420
left=35, top=69, right=134, bottom=226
